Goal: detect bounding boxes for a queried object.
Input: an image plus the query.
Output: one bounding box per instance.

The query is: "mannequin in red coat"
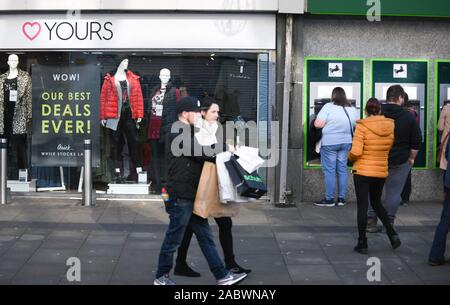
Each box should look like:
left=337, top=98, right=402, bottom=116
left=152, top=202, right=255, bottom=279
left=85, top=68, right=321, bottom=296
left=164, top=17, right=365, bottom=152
left=100, top=58, right=144, bottom=183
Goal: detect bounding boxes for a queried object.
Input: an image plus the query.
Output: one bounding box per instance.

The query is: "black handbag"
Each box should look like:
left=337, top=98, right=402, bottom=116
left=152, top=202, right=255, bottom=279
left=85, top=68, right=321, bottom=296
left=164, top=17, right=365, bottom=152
left=224, top=155, right=267, bottom=199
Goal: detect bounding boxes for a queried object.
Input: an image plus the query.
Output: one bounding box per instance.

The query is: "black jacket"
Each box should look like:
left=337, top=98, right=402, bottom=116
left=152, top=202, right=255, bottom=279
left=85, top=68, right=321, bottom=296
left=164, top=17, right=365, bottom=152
left=382, top=103, right=422, bottom=165
left=166, top=122, right=228, bottom=201
left=308, top=117, right=322, bottom=158
left=160, top=83, right=178, bottom=142
left=146, top=82, right=177, bottom=142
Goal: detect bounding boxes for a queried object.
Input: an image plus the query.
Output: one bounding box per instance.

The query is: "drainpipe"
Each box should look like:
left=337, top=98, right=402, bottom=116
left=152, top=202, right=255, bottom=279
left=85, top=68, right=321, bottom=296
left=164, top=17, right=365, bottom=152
left=277, top=14, right=293, bottom=206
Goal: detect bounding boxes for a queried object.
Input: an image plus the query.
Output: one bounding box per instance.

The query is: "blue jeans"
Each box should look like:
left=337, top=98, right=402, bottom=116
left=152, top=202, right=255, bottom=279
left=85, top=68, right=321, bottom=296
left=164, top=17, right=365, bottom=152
left=320, top=143, right=352, bottom=200
left=156, top=198, right=228, bottom=280
left=429, top=189, right=450, bottom=262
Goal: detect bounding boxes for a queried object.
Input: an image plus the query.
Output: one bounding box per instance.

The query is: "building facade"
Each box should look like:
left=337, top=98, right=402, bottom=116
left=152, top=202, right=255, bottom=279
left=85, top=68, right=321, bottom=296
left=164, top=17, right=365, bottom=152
left=282, top=1, right=450, bottom=203
left=0, top=1, right=300, bottom=201
left=1, top=1, right=450, bottom=204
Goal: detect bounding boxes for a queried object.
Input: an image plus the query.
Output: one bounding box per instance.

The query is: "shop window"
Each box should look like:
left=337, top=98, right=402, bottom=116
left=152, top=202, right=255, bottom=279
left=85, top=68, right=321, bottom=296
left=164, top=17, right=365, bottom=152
left=0, top=51, right=267, bottom=194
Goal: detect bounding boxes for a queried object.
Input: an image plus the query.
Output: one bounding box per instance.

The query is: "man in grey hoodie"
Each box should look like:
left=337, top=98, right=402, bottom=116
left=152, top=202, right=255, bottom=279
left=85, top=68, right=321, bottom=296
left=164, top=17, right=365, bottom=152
left=367, top=85, right=422, bottom=232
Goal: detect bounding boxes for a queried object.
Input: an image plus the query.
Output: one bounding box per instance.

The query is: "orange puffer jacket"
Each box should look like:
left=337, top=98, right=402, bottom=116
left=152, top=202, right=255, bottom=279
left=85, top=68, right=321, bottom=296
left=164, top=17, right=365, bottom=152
left=348, top=115, right=395, bottom=178
left=100, top=70, right=144, bottom=120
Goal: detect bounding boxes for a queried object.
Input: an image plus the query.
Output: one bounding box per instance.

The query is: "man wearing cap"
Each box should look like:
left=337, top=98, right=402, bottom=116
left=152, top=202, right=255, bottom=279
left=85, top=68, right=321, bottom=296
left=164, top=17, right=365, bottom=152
left=154, top=96, right=247, bottom=285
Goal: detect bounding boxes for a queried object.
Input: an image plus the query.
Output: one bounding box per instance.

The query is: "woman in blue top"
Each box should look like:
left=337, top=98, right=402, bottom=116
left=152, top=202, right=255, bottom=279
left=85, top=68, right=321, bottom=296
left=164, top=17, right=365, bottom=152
left=314, top=87, right=357, bottom=207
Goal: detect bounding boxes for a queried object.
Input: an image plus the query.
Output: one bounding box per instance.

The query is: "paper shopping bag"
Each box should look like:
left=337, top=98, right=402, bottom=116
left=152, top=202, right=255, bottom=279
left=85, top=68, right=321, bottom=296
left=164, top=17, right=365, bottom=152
left=194, top=162, right=241, bottom=219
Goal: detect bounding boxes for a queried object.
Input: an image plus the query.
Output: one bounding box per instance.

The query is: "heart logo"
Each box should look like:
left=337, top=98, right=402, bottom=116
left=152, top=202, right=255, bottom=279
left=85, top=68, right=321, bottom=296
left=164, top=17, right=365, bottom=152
left=22, top=22, right=42, bottom=41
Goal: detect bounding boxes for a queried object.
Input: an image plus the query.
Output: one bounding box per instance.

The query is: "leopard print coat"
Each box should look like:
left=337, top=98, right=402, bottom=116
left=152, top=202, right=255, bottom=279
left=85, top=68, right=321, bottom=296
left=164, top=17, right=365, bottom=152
left=0, top=69, right=32, bottom=135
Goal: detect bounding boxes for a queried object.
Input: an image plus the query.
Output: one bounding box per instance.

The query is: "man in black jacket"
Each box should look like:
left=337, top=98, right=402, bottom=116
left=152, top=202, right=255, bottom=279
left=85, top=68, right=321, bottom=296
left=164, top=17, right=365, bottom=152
left=154, top=96, right=247, bottom=285
left=367, top=85, right=422, bottom=232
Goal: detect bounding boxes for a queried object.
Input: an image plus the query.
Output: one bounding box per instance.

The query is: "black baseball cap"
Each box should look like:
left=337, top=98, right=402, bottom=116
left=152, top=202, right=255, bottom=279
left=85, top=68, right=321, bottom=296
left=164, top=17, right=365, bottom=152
left=177, top=96, right=202, bottom=114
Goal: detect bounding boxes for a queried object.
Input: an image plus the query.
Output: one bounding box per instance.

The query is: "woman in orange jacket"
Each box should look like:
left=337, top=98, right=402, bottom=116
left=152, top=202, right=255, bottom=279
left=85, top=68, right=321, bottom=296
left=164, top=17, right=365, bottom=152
left=348, top=98, right=401, bottom=254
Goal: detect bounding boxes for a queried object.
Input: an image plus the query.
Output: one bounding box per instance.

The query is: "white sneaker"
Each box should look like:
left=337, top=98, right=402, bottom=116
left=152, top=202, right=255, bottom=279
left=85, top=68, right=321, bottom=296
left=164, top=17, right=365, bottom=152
left=337, top=198, right=346, bottom=206
left=314, top=198, right=335, bottom=207
left=217, top=271, right=247, bottom=285
left=154, top=274, right=176, bottom=285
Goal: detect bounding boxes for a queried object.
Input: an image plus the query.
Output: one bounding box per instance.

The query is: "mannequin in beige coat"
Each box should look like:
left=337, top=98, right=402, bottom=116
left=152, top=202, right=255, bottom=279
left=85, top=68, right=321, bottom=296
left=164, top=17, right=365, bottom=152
left=438, top=104, right=450, bottom=170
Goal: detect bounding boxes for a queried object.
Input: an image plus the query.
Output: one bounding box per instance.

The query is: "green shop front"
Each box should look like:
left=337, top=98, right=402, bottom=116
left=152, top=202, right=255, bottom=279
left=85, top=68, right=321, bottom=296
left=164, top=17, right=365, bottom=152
left=290, top=0, right=450, bottom=202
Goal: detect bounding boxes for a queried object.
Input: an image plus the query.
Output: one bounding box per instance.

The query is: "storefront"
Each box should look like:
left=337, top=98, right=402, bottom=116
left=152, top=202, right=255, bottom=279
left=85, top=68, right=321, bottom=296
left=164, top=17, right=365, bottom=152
left=281, top=1, right=450, bottom=203
left=0, top=12, right=276, bottom=198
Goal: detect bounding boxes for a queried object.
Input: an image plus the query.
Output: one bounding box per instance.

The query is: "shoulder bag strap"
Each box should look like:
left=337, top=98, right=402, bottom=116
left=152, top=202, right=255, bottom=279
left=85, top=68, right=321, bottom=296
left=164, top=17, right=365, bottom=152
left=342, top=106, right=354, bottom=138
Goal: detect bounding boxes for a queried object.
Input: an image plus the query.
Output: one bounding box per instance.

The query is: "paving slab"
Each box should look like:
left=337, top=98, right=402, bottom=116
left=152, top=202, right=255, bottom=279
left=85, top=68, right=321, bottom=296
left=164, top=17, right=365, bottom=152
left=0, top=198, right=448, bottom=285
left=287, top=265, right=340, bottom=283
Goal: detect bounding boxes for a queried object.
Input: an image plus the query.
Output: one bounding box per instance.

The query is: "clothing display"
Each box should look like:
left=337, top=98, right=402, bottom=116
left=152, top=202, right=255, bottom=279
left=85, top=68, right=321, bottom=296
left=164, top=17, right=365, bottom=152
left=100, top=70, right=144, bottom=123
left=147, top=82, right=178, bottom=191
left=3, top=77, right=17, bottom=137
left=0, top=69, right=32, bottom=173
left=110, top=80, right=141, bottom=172
left=0, top=69, right=32, bottom=135
left=147, top=82, right=177, bottom=141
left=150, top=139, right=166, bottom=191
left=7, top=134, right=28, bottom=170
left=148, top=86, right=166, bottom=140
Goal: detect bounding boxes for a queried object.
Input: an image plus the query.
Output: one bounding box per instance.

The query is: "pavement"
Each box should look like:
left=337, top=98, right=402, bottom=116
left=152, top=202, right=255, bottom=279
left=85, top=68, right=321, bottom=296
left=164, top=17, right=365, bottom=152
left=0, top=195, right=449, bottom=285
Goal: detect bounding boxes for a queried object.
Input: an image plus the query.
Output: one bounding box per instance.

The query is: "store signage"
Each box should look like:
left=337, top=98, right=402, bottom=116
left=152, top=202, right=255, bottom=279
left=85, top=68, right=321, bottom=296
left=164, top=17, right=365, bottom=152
left=328, top=63, right=343, bottom=77
left=393, top=64, right=407, bottom=78
left=307, top=0, right=450, bottom=18
left=0, top=14, right=276, bottom=49
left=22, top=20, right=113, bottom=41
left=31, top=64, right=100, bottom=167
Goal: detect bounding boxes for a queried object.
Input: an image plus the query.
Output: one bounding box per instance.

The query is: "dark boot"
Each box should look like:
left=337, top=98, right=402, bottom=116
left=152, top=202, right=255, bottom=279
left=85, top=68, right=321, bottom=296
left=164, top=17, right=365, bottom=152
left=354, top=237, right=368, bottom=254
left=388, top=234, right=401, bottom=250
left=226, top=261, right=252, bottom=274
left=174, top=262, right=201, bottom=277
left=383, top=217, right=395, bottom=233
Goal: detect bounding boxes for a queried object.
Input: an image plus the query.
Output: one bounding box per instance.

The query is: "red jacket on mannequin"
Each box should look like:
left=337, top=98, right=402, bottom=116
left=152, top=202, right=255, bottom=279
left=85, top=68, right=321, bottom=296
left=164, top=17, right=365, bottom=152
left=100, top=70, right=144, bottom=120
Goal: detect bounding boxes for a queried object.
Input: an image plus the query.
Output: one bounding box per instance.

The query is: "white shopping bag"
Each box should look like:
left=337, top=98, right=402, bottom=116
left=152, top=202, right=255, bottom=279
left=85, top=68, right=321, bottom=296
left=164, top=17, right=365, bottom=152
left=216, top=152, right=248, bottom=204
left=234, top=146, right=265, bottom=173
left=315, top=140, right=321, bottom=154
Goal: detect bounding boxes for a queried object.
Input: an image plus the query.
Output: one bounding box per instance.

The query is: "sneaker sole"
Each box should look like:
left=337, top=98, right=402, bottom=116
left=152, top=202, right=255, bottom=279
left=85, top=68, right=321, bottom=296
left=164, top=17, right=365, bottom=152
left=218, top=273, right=248, bottom=285
left=314, top=204, right=336, bottom=207
left=337, top=203, right=346, bottom=207
left=366, top=228, right=382, bottom=233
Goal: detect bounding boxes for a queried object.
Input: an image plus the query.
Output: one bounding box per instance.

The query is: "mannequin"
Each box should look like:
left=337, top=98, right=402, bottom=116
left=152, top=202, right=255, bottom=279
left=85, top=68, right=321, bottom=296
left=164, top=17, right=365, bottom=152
left=147, top=68, right=179, bottom=193
left=100, top=58, right=144, bottom=183
left=0, top=54, right=32, bottom=179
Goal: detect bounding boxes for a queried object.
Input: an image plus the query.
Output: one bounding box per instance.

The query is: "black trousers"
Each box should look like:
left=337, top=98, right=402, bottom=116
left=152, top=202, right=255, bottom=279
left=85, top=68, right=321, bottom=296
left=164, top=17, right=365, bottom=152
left=111, top=104, right=141, bottom=171
left=149, top=139, right=167, bottom=191
left=353, top=174, right=396, bottom=239
left=177, top=216, right=236, bottom=267
left=401, top=170, right=412, bottom=202
left=1, top=134, right=28, bottom=170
